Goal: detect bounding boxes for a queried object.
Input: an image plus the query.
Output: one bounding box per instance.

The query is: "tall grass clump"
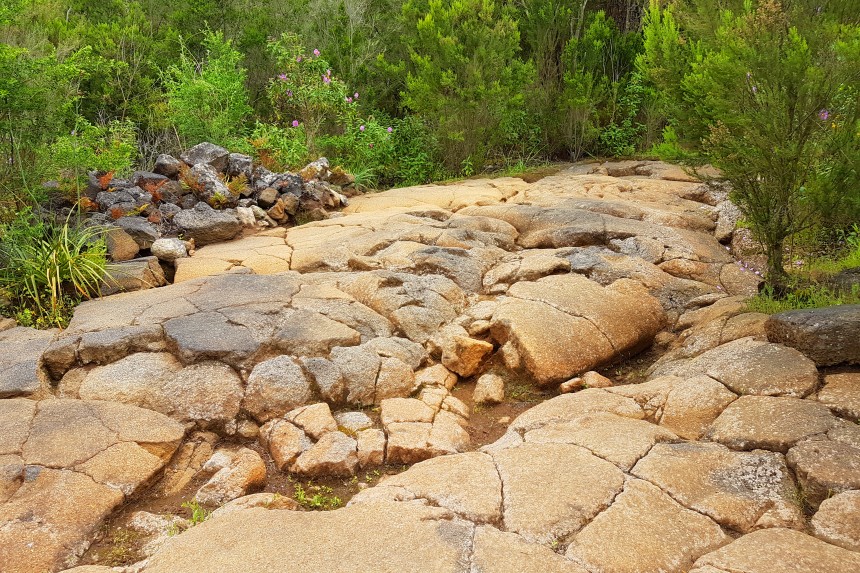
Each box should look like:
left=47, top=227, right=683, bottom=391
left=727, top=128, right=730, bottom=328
left=0, top=210, right=107, bottom=328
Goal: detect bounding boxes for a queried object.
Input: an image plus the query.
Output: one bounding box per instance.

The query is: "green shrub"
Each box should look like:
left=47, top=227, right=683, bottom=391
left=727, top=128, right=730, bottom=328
left=46, top=117, right=137, bottom=199
left=163, top=31, right=252, bottom=148
left=248, top=122, right=310, bottom=172
left=0, top=210, right=107, bottom=329
left=266, top=33, right=350, bottom=156
left=400, top=0, right=535, bottom=173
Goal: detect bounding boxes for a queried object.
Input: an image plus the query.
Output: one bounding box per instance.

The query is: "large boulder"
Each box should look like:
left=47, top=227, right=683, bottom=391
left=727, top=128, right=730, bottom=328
left=765, top=305, right=860, bottom=366
left=180, top=142, right=230, bottom=172
left=173, top=203, right=242, bottom=246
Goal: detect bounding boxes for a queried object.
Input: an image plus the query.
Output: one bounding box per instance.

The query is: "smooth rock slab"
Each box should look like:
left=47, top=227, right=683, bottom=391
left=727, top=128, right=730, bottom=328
left=817, top=371, right=860, bottom=420
left=786, top=440, right=860, bottom=507
left=691, top=527, right=860, bottom=573
left=632, top=442, right=803, bottom=532
left=0, top=399, right=184, bottom=573
left=492, top=443, right=624, bottom=544
left=524, top=412, right=679, bottom=471
left=0, top=326, right=54, bottom=398
left=353, top=452, right=502, bottom=524
left=139, top=502, right=473, bottom=573
left=471, top=525, right=589, bottom=573
left=705, top=396, right=836, bottom=452
left=678, top=338, right=819, bottom=398
left=811, top=490, right=860, bottom=551
left=567, top=478, right=730, bottom=573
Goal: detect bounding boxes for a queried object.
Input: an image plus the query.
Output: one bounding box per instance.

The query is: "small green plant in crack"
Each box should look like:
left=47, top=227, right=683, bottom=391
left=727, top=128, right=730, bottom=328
left=181, top=499, right=211, bottom=525
left=293, top=481, right=342, bottom=511
left=102, top=528, right=141, bottom=566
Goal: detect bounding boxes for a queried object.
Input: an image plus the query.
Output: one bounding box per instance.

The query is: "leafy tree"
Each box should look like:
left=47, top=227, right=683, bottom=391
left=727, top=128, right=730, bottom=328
left=675, top=0, right=860, bottom=289
left=400, top=0, right=534, bottom=172
left=163, top=30, right=252, bottom=148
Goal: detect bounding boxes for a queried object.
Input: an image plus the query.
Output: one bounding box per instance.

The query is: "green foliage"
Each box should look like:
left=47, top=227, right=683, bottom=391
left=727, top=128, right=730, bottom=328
left=163, top=30, right=252, bottom=148
left=248, top=122, right=310, bottom=172
left=746, top=283, right=860, bottom=314
left=293, top=481, right=343, bottom=511
left=0, top=210, right=107, bottom=328
left=400, top=0, right=535, bottom=172
left=266, top=33, right=350, bottom=155
left=46, top=117, right=137, bottom=196
left=181, top=499, right=211, bottom=525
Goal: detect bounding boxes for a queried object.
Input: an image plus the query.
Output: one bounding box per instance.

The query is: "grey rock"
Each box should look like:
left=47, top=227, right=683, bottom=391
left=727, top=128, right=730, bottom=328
left=190, top=163, right=234, bottom=206
left=151, top=238, right=188, bottom=262
left=766, top=305, right=860, bottom=366
left=173, top=203, right=241, bottom=246
left=257, top=187, right=279, bottom=208
left=115, top=216, right=161, bottom=249
left=154, top=154, right=182, bottom=178
left=180, top=142, right=230, bottom=172
left=101, top=256, right=167, bottom=296
left=227, top=153, right=253, bottom=180
left=0, top=327, right=54, bottom=398
left=131, top=171, right=169, bottom=189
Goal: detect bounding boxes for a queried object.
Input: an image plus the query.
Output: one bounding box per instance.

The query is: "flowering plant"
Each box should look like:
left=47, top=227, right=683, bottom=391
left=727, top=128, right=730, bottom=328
left=266, top=33, right=350, bottom=155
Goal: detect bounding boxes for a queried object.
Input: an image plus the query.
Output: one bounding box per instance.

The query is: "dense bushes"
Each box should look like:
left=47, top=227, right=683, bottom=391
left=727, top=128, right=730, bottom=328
left=0, top=0, right=858, bottom=296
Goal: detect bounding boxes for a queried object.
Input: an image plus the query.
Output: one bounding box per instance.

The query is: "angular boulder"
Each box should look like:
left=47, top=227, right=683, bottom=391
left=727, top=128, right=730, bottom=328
left=765, top=305, right=860, bottom=366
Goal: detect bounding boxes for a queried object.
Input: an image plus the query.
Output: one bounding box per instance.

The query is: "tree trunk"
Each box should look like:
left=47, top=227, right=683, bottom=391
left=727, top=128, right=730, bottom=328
left=765, top=238, right=789, bottom=297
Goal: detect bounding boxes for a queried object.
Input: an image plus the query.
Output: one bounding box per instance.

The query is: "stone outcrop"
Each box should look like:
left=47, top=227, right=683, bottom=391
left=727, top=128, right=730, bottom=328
left=766, top=305, right=860, bottom=366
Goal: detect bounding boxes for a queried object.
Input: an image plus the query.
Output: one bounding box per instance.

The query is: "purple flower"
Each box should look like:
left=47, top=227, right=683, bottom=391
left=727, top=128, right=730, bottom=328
left=818, top=109, right=830, bottom=121
left=323, top=76, right=331, bottom=84
left=369, top=143, right=374, bottom=148
left=326, top=69, right=331, bottom=76
left=278, top=73, right=287, bottom=81
left=752, top=85, right=758, bottom=94
left=346, top=97, right=353, bottom=103
left=359, top=125, right=365, bottom=132
left=313, top=49, right=320, bottom=56
left=746, top=71, right=751, bottom=80
left=296, top=56, right=302, bottom=63
left=292, top=120, right=299, bottom=127
left=286, top=90, right=293, bottom=97
left=387, top=127, right=393, bottom=133
left=345, top=97, right=350, bottom=102
left=354, top=92, right=359, bottom=99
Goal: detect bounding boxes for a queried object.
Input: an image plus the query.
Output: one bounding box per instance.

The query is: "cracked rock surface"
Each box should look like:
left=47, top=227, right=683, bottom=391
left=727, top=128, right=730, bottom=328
left=3, top=161, right=860, bottom=573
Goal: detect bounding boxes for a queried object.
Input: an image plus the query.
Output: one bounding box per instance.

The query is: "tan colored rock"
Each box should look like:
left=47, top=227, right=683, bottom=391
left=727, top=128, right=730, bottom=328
left=285, top=402, right=338, bottom=440
left=493, top=443, right=625, bottom=544
left=471, top=525, right=589, bottom=573
left=511, top=389, right=644, bottom=433
left=525, top=412, right=678, bottom=471
left=244, top=356, right=313, bottom=423
left=75, top=441, right=166, bottom=496
left=474, top=373, right=505, bottom=405
left=706, top=396, right=836, bottom=452
left=196, top=447, right=267, bottom=506
left=156, top=431, right=218, bottom=495
left=259, top=420, right=311, bottom=470
left=414, top=364, right=458, bottom=390
left=290, top=431, right=358, bottom=477
left=141, top=501, right=473, bottom=573
left=374, top=356, right=417, bottom=402
left=559, top=371, right=613, bottom=393
left=174, top=256, right=233, bottom=282
left=567, top=479, right=730, bottom=573
left=786, top=440, right=860, bottom=507
left=356, top=428, right=385, bottom=468
left=427, top=410, right=470, bottom=455
left=381, top=397, right=435, bottom=426
left=811, top=490, right=860, bottom=551
left=680, top=338, right=819, bottom=398
left=385, top=422, right=434, bottom=464
left=818, top=372, right=860, bottom=419
left=335, top=411, right=374, bottom=433
left=658, top=375, right=738, bottom=439
left=441, top=334, right=493, bottom=377
left=0, top=468, right=122, bottom=573
left=691, top=527, right=860, bottom=573
left=632, top=442, right=803, bottom=532
left=441, top=395, right=470, bottom=419
left=210, top=492, right=300, bottom=520
left=361, top=452, right=502, bottom=524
